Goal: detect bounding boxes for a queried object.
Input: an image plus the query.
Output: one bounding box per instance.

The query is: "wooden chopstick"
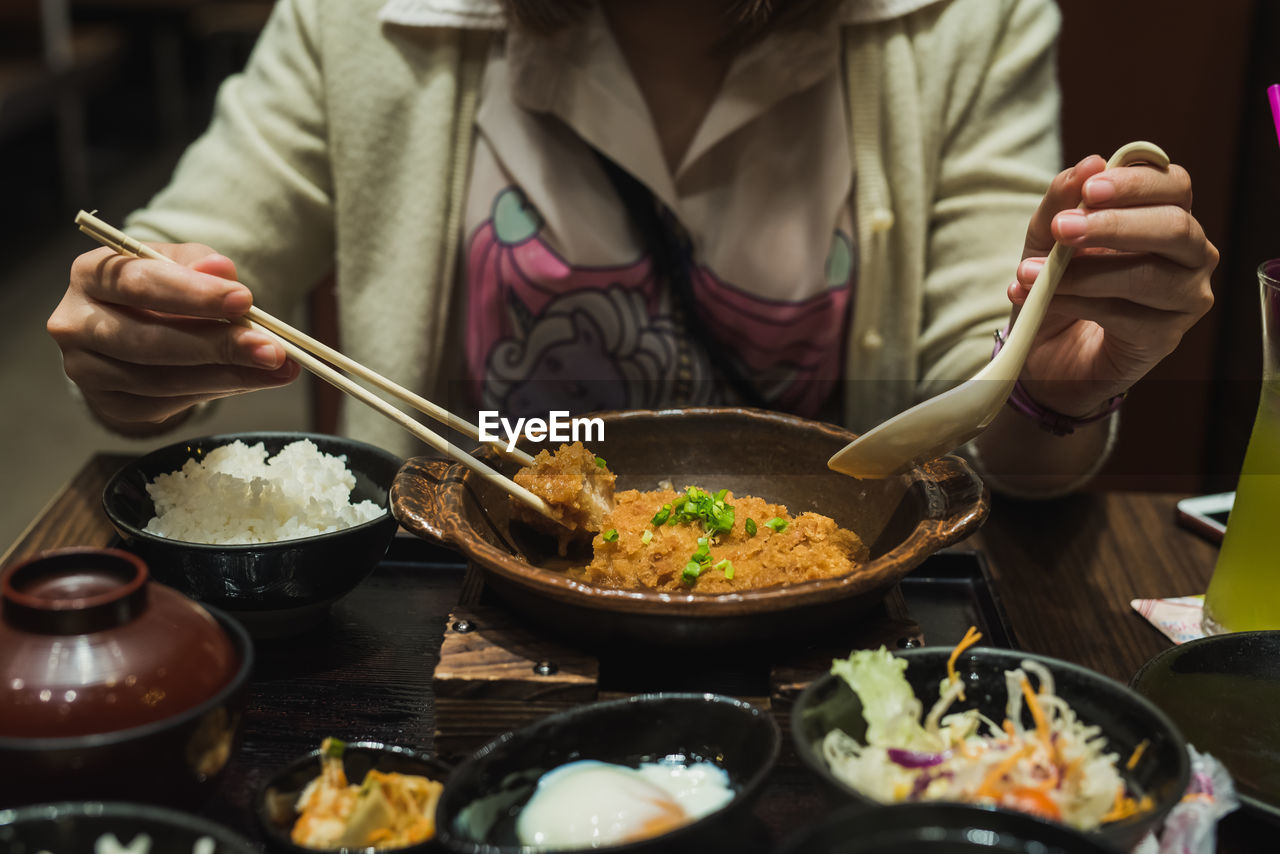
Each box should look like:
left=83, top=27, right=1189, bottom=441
left=74, top=211, right=556, bottom=520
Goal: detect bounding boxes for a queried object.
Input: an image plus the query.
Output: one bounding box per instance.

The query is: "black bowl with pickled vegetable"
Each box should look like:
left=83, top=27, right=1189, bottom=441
left=256, top=741, right=452, bottom=854
left=791, top=646, right=1188, bottom=852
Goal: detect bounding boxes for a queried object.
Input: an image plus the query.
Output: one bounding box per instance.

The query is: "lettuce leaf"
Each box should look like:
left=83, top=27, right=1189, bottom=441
left=830, top=647, right=941, bottom=752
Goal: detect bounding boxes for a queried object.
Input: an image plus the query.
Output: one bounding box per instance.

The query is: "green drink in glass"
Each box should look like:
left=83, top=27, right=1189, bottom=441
left=1202, top=261, right=1280, bottom=633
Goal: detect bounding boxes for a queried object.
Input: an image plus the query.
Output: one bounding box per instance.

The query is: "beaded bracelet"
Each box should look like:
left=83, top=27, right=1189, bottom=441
left=991, top=326, right=1126, bottom=436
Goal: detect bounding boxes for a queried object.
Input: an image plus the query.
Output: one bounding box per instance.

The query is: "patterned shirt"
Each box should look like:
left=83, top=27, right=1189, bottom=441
left=462, top=3, right=856, bottom=419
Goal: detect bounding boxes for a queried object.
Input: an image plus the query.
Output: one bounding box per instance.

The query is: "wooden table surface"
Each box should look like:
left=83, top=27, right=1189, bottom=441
left=0, top=454, right=1270, bottom=852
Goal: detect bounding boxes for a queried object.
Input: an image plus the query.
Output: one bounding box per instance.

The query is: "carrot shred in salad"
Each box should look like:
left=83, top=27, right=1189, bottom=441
left=820, top=630, right=1152, bottom=830
left=946, top=626, right=983, bottom=700
left=291, top=738, right=444, bottom=850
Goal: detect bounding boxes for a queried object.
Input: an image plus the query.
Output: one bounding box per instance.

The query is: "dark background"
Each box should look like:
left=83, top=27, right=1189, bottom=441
left=1, top=0, right=1275, bottom=492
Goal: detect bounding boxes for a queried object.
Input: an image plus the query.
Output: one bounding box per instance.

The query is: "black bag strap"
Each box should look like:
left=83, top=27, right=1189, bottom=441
left=590, top=150, right=766, bottom=408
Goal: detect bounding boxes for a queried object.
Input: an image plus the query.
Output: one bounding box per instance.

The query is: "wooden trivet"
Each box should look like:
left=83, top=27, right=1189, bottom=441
left=432, top=567, right=924, bottom=761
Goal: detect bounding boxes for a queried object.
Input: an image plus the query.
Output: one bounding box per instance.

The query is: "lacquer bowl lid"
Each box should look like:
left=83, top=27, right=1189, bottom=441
left=0, top=547, right=241, bottom=738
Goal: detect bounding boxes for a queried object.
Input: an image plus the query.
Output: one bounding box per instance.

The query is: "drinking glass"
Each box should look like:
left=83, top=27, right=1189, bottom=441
left=1202, top=260, right=1280, bottom=634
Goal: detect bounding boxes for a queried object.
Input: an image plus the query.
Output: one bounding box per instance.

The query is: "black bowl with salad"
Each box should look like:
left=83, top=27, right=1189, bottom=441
left=790, top=634, right=1188, bottom=852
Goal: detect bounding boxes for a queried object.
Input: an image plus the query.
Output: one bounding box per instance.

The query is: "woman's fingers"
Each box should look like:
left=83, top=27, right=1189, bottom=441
left=50, top=289, right=287, bottom=370
left=76, top=245, right=253, bottom=319
left=1051, top=204, right=1216, bottom=269
left=1081, top=162, right=1193, bottom=211
left=81, top=380, right=297, bottom=426
left=188, top=250, right=239, bottom=281
left=1012, top=253, right=1214, bottom=316
left=72, top=359, right=300, bottom=426
left=1022, top=155, right=1105, bottom=256
left=79, top=390, right=217, bottom=426
left=92, top=253, right=253, bottom=317
left=52, top=241, right=299, bottom=430
left=1032, top=293, right=1189, bottom=357
left=65, top=349, right=299, bottom=400
left=55, top=241, right=288, bottom=372
left=1011, top=156, right=1217, bottom=415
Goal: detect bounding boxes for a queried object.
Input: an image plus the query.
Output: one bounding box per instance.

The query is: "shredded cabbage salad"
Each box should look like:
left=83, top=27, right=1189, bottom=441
left=820, top=628, right=1152, bottom=830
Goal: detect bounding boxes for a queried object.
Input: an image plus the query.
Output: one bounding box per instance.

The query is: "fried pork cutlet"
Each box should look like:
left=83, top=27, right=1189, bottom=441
left=512, top=443, right=616, bottom=548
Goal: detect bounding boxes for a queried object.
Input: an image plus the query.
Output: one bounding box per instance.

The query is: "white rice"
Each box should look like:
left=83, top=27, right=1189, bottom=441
left=143, top=439, right=384, bottom=544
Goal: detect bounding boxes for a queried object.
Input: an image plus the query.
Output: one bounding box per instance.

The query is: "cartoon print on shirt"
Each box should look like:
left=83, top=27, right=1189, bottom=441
left=487, top=287, right=696, bottom=414
left=468, top=187, right=713, bottom=414
left=466, top=186, right=852, bottom=418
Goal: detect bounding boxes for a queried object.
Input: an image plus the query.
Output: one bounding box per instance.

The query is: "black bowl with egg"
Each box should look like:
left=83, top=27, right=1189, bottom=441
left=791, top=646, right=1188, bottom=853
left=435, top=693, right=780, bottom=854
left=0, top=801, right=260, bottom=854
left=102, top=431, right=401, bottom=639
left=256, top=741, right=452, bottom=854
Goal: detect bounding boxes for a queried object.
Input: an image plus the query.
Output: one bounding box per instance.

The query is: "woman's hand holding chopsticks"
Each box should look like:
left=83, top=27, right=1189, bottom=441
left=54, top=213, right=554, bottom=520
left=48, top=242, right=300, bottom=434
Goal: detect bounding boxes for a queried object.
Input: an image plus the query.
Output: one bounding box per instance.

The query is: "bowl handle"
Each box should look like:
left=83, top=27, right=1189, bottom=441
left=390, top=457, right=465, bottom=546
left=916, top=453, right=991, bottom=545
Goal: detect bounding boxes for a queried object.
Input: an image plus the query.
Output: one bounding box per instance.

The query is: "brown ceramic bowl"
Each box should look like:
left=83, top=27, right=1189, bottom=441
left=392, top=408, right=988, bottom=647
left=0, top=547, right=253, bottom=808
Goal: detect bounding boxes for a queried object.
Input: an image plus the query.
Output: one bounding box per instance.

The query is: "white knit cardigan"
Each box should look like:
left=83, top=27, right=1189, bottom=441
left=125, top=0, right=1063, bottom=460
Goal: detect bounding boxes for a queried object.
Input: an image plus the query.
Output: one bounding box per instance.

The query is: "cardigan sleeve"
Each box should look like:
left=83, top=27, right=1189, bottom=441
left=913, top=0, right=1063, bottom=395
left=124, top=0, right=336, bottom=316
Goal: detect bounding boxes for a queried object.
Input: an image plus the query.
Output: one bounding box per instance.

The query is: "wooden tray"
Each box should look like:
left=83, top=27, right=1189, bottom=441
left=431, top=549, right=1014, bottom=761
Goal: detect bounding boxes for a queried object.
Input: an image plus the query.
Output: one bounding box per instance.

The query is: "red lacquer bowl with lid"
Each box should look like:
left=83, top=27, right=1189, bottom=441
left=0, top=547, right=253, bottom=808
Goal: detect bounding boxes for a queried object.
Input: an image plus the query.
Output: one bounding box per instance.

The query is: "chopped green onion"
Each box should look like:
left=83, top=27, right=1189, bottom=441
left=656, top=486, right=738, bottom=535
left=745, top=518, right=757, bottom=537
left=690, top=537, right=712, bottom=567
left=709, top=504, right=735, bottom=534
left=765, top=516, right=788, bottom=533
left=595, top=456, right=607, bottom=468
left=602, top=528, right=619, bottom=542
left=714, top=559, right=734, bottom=579
left=641, top=530, right=653, bottom=545
left=683, top=561, right=704, bottom=583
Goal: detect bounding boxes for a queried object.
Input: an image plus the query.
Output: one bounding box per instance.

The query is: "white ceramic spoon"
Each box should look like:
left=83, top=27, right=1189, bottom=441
left=828, top=141, right=1171, bottom=479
